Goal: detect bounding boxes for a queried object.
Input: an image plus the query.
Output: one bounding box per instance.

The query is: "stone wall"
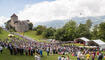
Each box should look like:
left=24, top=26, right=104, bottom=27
left=9, top=14, right=30, bottom=32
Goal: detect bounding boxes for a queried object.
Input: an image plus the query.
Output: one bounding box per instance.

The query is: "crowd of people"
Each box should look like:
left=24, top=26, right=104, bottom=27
left=0, top=36, right=105, bottom=60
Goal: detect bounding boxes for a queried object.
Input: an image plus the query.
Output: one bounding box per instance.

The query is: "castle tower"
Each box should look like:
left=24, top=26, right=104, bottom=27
left=11, top=13, right=18, bottom=21
left=10, top=13, right=18, bottom=27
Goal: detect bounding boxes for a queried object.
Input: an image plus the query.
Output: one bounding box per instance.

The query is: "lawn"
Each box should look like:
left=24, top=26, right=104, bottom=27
left=0, top=48, right=34, bottom=60
left=62, top=43, right=84, bottom=46
left=0, top=48, right=105, bottom=60
left=24, top=31, right=48, bottom=42
left=0, top=30, right=105, bottom=60
left=0, top=30, right=9, bottom=40
left=0, top=48, right=77, bottom=60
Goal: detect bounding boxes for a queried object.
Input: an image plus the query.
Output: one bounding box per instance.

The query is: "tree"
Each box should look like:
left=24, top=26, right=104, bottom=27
left=86, top=19, right=92, bottom=28
left=54, top=28, right=65, bottom=41
left=5, top=20, right=16, bottom=32
left=0, top=27, right=2, bottom=33
left=98, top=22, right=105, bottom=41
left=55, top=20, right=77, bottom=41
left=28, top=22, right=33, bottom=30
left=77, top=23, right=91, bottom=39
left=42, top=27, right=55, bottom=39
left=5, top=20, right=11, bottom=30
left=91, top=25, right=99, bottom=39
left=35, top=25, right=46, bottom=35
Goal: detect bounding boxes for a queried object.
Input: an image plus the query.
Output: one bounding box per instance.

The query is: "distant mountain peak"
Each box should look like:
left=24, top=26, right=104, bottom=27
left=34, top=16, right=105, bottom=28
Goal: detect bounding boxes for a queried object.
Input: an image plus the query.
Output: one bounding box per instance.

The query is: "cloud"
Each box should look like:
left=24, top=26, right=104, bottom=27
left=15, top=0, right=105, bottom=24
left=0, top=16, right=9, bottom=27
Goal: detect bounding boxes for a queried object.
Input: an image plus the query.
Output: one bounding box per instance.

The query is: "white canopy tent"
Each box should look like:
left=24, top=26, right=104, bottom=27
left=92, top=40, right=105, bottom=50
left=79, top=37, right=90, bottom=42
left=74, top=37, right=90, bottom=45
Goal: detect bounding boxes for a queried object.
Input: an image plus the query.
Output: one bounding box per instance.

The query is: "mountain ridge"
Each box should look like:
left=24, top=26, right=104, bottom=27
left=34, top=16, right=105, bottom=28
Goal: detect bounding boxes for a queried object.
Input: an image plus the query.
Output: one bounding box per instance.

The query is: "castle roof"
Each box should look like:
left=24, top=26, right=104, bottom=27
left=11, top=13, right=17, bottom=17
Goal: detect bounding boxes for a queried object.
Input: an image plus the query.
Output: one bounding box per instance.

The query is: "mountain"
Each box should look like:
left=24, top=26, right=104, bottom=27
left=34, top=16, right=105, bottom=28
left=35, top=20, right=68, bottom=28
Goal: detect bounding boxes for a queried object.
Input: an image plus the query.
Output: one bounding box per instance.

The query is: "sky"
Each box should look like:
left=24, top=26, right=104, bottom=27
left=0, top=0, right=54, bottom=17
left=0, top=0, right=105, bottom=26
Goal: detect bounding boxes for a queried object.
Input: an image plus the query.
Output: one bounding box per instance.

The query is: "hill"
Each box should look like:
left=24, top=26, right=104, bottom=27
left=0, top=30, right=9, bottom=40
left=35, top=16, right=105, bottom=28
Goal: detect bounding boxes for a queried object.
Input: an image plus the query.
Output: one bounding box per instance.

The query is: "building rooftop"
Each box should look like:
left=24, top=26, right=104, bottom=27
left=11, top=13, right=17, bottom=17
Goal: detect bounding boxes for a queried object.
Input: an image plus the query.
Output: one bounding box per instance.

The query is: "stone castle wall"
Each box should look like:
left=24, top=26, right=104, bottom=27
left=9, top=14, right=30, bottom=32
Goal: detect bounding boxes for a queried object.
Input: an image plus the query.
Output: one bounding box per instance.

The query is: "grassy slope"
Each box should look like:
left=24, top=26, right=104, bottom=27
left=0, top=30, right=9, bottom=41
left=24, top=31, right=47, bottom=42
left=0, top=30, right=105, bottom=60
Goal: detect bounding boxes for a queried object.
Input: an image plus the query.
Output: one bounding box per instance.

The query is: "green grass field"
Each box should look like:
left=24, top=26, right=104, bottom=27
left=0, top=30, right=9, bottom=40
left=24, top=31, right=48, bottom=42
left=0, top=30, right=105, bottom=60
left=1, top=48, right=105, bottom=60
left=62, top=43, right=84, bottom=46
left=0, top=48, right=77, bottom=60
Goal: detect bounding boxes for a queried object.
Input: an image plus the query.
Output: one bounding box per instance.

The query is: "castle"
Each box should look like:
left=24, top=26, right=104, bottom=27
left=9, top=13, right=31, bottom=32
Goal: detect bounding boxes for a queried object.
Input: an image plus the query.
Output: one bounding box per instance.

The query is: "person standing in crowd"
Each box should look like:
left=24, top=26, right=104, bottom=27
left=0, top=45, right=3, bottom=54
left=20, top=45, right=24, bottom=55
left=46, top=47, right=50, bottom=56
left=81, top=52, right=85, bottom=60
left=91, top=53, right=95, bottom=60
left=97, top=51, right=99, bottom=58
left=8, top=43, right=13, bottom=55
left=86, top=52, right=90, bottom=60
left=35, top=54, right=40, bottom=60
left=50, top=47, right=53, bottom=55
left=25, top=47, right=28, bottom=56
left=61, top=56, right=65, bottom=60
left=58, top=56, right=61, bottom=60
left=29, top=47, right=31, bottom=56
left=98, top=52, right=103, bottom=60
left=77, top=51, right=81, bottom=60
left=53, top=47, right=56, bottom=54
left=31, top=47, right=34, bottom=56
left=13, top=46, right=17, bottom=55
left=104, top=54, right=105, bottom=59
left=39, top=49, right=43, bottom=57
left=66, top=55, right=70, bottom=60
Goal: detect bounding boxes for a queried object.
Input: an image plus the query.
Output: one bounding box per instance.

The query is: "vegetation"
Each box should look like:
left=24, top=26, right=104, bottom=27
left=42, top=27, right=56, bottom=39
left=5, top=20, right=16, bottom=32
left=33, top=25, right=46, bottom=35
left=31, top=19, right=105, bottom=41
left=0, top=29, right=9, bottom=40
left=0, top=48, right=76, bottom=60
left=28, top=22, right=33, bottom=30
left=24, top=31, right=46, bottom=42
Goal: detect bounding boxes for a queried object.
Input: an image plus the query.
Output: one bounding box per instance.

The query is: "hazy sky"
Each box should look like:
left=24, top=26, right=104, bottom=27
left=0, top=0, right=105, bottom=26
left=0, top=0, right=54, bottom=17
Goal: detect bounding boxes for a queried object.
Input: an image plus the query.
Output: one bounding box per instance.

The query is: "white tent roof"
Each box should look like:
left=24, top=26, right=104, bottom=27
left=93, top=40, right=105, bottom=45
left=79, top=37, right=90, bottom=42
